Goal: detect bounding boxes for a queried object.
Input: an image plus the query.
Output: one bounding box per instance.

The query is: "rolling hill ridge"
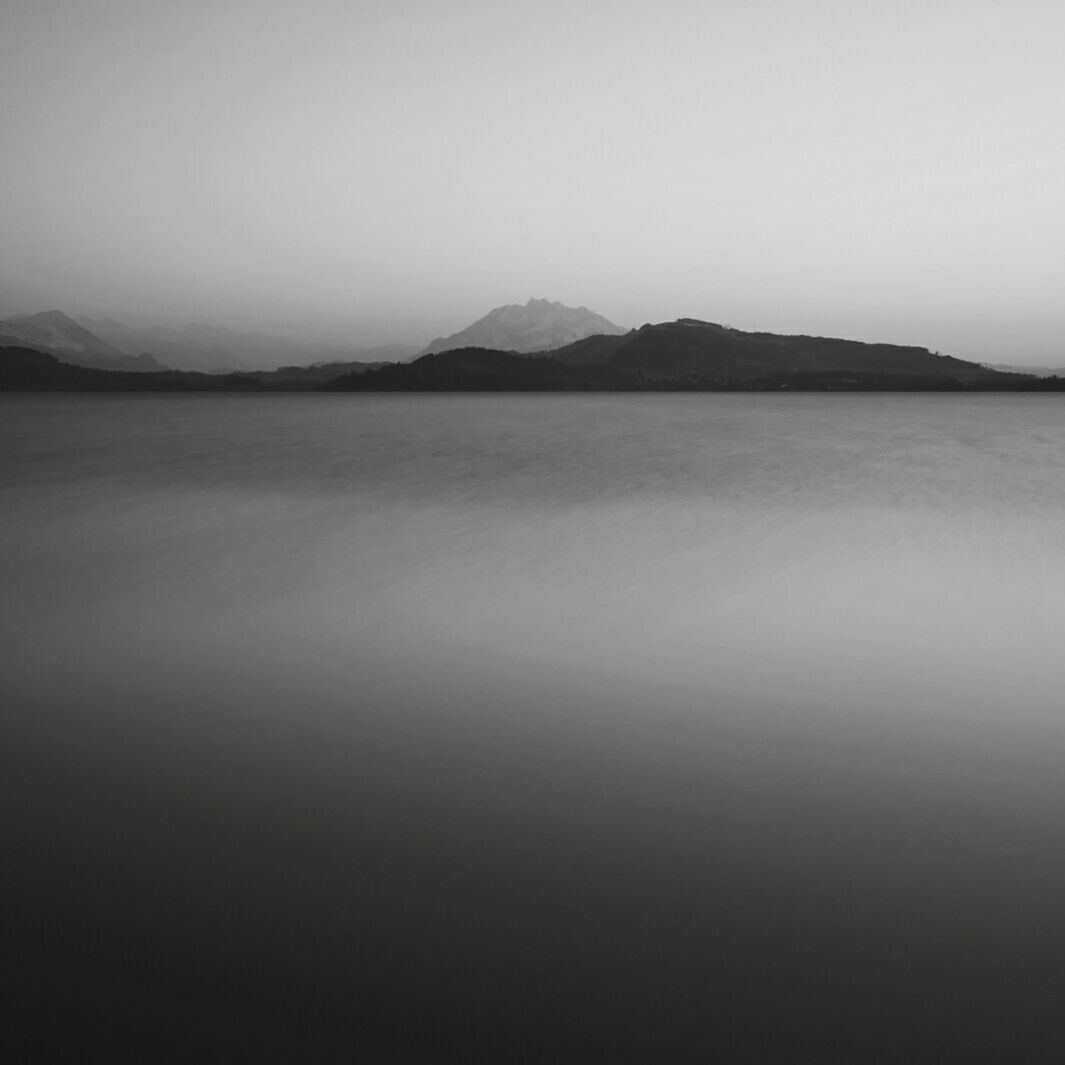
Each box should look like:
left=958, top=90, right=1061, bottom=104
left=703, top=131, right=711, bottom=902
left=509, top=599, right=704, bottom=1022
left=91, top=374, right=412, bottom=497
left=334, top=318, right=1012, bottom=390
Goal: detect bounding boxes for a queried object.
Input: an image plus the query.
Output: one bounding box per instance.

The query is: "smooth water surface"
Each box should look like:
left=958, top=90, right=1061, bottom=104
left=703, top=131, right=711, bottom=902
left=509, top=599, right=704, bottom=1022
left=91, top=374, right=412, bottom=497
left=5, top=393, right=1065, bottom=1061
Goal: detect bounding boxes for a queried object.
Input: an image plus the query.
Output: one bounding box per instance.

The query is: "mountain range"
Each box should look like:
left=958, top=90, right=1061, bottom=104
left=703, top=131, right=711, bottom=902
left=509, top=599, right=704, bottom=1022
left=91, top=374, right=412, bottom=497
left=0, top=299, right=623, bottom=374
left=0, top=310, right=423, bottom=373
left=0, top=312, right=166, bottom=373
left=0, top=300, right=1052, bottom=392
left=79, top=317, right=421, bottom=373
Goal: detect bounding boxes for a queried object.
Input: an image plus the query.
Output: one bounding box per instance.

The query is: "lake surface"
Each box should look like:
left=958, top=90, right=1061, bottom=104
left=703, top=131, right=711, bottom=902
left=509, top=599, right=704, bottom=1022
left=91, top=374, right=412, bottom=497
left=5, top=393, right=1065, bottom=1061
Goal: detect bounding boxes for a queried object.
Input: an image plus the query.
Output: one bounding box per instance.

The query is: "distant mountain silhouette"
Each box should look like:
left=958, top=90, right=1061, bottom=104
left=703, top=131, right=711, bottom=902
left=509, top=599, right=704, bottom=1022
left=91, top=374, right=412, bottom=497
left=419, top=299, right=626, bottom=357
left=79, top=316, right=246, bottom=373
left=80, top=316, right=421, bottom=372
left=0, top=311, right=166, bottom=372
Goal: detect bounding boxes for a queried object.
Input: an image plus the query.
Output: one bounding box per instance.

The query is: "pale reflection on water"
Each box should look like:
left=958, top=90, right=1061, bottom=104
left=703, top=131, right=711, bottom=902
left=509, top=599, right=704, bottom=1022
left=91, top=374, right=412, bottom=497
left=4, top=393, right=1065, bottom=1061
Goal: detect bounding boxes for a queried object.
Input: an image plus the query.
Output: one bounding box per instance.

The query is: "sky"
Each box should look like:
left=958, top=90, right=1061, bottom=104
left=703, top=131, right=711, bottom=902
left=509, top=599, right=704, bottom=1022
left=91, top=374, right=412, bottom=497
left=1, top=0, right=1063, bottom=362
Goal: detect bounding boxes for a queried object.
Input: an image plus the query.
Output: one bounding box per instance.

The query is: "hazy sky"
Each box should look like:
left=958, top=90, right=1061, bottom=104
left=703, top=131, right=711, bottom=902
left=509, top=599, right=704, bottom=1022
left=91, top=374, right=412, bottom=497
left=2, top=0, right=1063, bottom=361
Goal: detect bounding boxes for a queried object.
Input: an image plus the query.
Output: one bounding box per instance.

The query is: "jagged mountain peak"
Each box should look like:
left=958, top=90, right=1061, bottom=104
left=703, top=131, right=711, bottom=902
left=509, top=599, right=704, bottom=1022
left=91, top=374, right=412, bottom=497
left=9, top=309, right=86, bottom=329
left=1, top=310, right=125, bottom=355
left=419, top=299, right=626, bottom=357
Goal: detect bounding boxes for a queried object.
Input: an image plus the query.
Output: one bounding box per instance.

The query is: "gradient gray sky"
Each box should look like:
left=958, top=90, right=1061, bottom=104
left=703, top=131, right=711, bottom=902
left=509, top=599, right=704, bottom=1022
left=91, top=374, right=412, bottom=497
left=2, top=0, right=1062, bottom=361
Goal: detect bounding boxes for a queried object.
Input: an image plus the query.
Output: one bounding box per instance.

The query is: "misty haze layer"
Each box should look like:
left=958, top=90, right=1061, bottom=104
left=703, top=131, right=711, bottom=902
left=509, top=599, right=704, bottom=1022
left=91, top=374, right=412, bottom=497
left=2, top=1, right=1064, bottom=362
left=5, top=393, right=1065, bottom=1060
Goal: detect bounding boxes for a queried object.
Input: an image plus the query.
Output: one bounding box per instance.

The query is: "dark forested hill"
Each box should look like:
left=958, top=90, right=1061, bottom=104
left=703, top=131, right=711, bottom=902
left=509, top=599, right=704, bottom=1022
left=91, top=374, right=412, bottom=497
left=549, top=319, right=995, bottom=380
left=0, top=346, right=386, bottom=391
left=0, top=347, right=244, bottom=390
left=332, top=320, right=1027, bottom=391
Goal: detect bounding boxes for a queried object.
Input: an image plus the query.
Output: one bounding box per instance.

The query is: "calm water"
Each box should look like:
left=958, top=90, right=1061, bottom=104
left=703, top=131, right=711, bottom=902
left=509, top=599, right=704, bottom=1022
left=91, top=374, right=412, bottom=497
left=5, top=393, right=1065, bottom=1061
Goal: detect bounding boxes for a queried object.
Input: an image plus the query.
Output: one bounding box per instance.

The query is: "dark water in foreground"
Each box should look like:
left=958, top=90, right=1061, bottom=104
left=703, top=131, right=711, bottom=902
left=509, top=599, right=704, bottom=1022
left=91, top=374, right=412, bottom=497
left=4, top=393, right=1065, bottom=1061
